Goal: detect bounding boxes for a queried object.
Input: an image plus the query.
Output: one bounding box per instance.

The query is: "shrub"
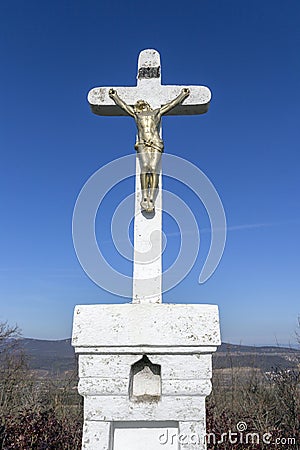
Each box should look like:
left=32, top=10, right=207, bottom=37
left=1, top=409, right=82, bottom=449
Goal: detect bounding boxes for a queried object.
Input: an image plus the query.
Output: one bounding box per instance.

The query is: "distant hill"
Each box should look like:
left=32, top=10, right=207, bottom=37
left=20, top=338, right=75, bottom=373
left=214, top=342, right=300, bottom=372
left=18, top=338, right=300, bottom=375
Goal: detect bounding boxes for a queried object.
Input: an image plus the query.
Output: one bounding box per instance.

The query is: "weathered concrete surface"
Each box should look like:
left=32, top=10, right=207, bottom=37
left=78, top=354, right=212, bottom=379
left=133, top=152, right=162, bottom=304
left=72, top=303, right=221, bottom=348
left=72, top=303, right=220, bottom=449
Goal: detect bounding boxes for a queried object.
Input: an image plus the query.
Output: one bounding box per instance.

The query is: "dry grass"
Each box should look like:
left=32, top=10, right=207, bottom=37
left=0, top=323, right=82, bottom=449
left=207, top=363, right=300, bottom=449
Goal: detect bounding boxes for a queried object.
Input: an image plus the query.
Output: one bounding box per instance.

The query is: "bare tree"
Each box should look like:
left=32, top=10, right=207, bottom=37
left=0, top=322, right=30, bottom=417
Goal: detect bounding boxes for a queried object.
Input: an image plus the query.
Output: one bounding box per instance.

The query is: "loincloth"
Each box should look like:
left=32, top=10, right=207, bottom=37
left=134, top=139, right=164, bottom=153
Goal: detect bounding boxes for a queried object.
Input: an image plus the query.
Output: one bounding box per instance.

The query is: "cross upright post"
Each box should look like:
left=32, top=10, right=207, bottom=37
left=88, top=49, right=211, bottom=304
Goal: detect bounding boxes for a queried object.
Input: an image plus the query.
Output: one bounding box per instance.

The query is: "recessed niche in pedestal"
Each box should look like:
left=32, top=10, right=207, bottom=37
left=129, top=355, right=161, bottom=401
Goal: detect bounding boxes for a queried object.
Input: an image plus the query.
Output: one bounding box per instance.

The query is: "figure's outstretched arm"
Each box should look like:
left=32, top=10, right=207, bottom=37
left=159, top=88, right=190, bottom=116
left=109, top=89, right=135, bottom=117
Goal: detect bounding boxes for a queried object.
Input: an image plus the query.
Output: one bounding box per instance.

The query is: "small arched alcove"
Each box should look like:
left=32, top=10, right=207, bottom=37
left=129, top=355, right=161, bottom=402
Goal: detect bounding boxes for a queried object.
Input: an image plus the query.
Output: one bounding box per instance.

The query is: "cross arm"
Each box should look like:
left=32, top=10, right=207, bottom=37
left=108, top=89, right=135, bottom=117
left=161, top=85, right=211, bottom=115
left=87, top=85, right=211, bottom=117
left=88, top=87, right=141, bottom=117
left=158, top=88, right=190, bottom=116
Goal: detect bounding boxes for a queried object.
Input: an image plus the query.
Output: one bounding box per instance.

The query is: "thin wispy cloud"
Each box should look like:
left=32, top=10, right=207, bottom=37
left=97, top=219, right=300, bottom=245
left=165, top=219, right=300, bottom=237
left=227, top=219, right=300, bottom=232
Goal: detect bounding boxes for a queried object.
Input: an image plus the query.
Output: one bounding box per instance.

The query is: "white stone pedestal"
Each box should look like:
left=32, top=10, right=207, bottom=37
left=72, top=304, right=221, bottom=450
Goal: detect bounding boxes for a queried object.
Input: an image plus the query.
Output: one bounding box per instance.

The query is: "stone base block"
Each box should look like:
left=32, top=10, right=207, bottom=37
left=72, top=303, right=221, bottom=450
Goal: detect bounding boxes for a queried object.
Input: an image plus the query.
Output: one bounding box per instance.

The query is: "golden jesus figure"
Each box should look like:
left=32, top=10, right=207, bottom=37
left=109, top=87, right=190, bottom=212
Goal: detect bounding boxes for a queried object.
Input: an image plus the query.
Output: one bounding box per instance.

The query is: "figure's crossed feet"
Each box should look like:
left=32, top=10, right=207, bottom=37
left=140, top=198, right=155, bottom=213
left=147, top=199, right=154, bottom=212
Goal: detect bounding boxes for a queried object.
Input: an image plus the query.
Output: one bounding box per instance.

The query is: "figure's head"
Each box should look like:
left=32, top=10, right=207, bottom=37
left=134, top=100, right=151, bottom=112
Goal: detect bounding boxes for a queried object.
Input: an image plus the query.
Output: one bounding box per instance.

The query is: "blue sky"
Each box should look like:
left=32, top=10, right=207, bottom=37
left=0, top=0, right=299, bottom=345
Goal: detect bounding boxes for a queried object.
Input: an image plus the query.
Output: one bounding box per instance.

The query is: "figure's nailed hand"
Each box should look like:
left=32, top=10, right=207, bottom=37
left=109, top=88, right=117, bottom=97
left=182, top=88, right=190, bottom=96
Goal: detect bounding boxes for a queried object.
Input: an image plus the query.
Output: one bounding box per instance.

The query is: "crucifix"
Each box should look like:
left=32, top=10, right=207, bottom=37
left=88, top=49, right=211, bottom=304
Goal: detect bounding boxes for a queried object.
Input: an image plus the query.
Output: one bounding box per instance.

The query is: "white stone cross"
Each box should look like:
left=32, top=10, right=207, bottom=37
left=88, top=49, right=211, bottom=304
